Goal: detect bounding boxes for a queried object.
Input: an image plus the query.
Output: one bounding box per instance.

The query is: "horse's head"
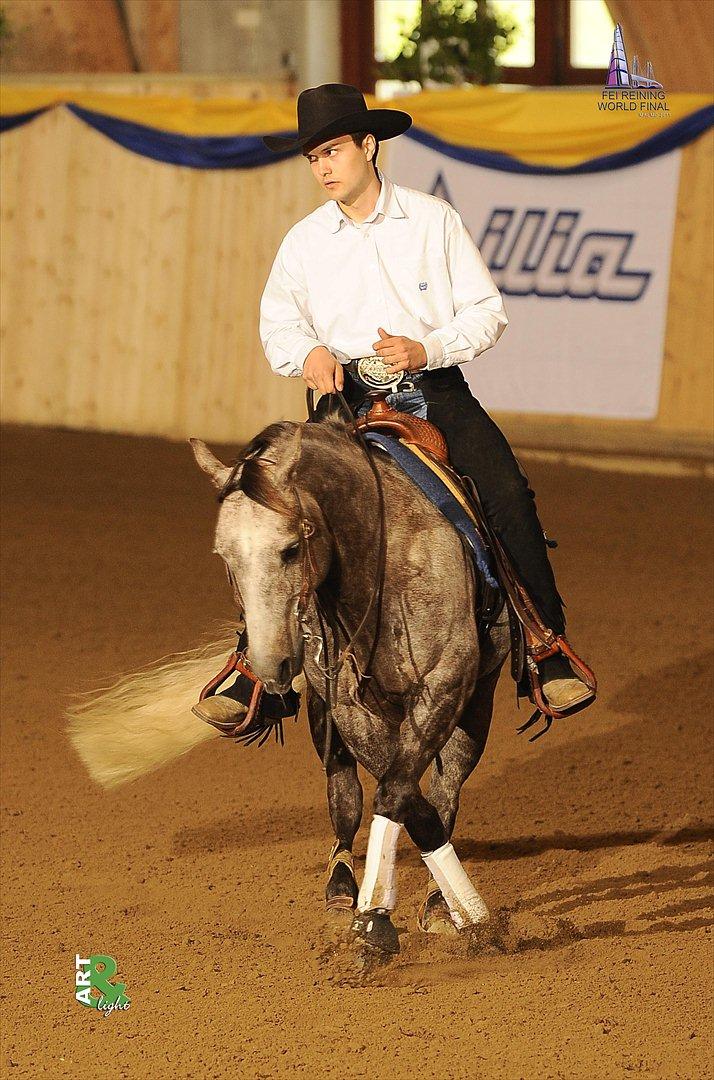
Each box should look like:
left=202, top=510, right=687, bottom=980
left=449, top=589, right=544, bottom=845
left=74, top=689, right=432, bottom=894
left=190, top=423, right=331, bottom=694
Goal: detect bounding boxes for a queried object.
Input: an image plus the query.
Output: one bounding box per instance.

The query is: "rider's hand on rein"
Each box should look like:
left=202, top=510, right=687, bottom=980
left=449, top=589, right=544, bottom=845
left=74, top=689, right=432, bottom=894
left=303, top=346, right=345, bottom=395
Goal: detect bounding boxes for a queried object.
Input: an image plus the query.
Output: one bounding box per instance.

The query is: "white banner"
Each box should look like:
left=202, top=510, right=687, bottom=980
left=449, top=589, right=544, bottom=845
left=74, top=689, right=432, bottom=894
left=385, top=139, right=682, bottom=420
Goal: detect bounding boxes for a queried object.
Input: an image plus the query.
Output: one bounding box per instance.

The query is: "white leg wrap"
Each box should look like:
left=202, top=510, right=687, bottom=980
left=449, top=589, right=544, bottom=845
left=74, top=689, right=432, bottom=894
left=357, top=815, right=402, bottom=912
left=421, top=842, right=489, bottom=929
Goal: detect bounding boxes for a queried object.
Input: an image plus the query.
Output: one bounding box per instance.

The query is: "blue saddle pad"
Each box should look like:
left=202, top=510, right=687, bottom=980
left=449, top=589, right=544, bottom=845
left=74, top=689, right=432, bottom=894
left=364, top=432, right=499, bottom=590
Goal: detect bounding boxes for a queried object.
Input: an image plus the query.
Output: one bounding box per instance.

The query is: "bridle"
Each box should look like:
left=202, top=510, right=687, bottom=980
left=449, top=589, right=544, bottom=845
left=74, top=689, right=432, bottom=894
left=299, top=388, right=387, bottom=676
left=293, top=388, right=389, bottom=765
left=216, top=390, right=389, bottom=768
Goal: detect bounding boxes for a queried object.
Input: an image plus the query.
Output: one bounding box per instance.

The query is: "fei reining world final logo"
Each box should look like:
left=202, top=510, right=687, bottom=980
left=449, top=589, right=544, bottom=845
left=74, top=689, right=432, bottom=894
left=600, top=23, right=669, bottom=116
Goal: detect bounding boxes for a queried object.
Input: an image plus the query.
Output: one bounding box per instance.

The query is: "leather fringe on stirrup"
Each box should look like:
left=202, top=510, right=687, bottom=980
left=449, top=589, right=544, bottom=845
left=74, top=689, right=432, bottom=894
left=196, top=630, right=298, bottom=748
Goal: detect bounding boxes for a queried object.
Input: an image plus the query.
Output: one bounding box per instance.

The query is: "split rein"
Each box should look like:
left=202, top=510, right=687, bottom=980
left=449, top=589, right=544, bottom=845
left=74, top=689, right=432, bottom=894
left=299, top=388, right=388, bottom=766
left=215, top=390, right=387, bottom=766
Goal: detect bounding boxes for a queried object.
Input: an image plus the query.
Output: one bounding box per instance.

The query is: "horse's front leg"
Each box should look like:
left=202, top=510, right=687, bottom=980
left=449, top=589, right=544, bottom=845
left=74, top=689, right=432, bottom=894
left=307, top=689, right=362, bottom=913
left=355, top=685, right=489, bottom=955
left=351, top=759, right=451, bottom=959
left=375, top=757, right=489, bottom=935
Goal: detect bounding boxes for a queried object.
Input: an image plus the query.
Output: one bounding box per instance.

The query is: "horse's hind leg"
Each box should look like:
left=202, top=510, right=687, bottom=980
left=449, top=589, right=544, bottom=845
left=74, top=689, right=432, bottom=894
left=420, top=665, right=502, bottom=933
left=428, top=665, right=501, bottom=838
left=307, top=690, right=362, bottom=912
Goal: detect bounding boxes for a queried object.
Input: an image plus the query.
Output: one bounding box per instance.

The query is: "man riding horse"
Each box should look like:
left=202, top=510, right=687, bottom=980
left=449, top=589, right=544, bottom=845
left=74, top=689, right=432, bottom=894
left=193, top=83, right=596, bottom=730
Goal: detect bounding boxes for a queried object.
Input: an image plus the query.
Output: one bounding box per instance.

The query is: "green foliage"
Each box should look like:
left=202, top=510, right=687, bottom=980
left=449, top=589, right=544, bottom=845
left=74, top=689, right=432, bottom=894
left=377, top=0, right=519, bottom=87
left=0, top=7, right=10, bottom=45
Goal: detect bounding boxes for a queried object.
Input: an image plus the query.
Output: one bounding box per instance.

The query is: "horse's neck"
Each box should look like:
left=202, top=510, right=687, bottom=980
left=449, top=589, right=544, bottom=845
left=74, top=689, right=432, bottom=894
left=300, top=433, right=383, bottom=626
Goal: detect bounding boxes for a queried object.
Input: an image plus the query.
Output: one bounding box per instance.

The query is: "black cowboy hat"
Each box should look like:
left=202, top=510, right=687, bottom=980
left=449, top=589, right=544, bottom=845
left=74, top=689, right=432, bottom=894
left=262, top=83, right=412, bottom=153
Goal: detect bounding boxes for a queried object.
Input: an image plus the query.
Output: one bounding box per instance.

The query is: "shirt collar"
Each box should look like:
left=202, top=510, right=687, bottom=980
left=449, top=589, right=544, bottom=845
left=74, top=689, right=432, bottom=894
left=328, top=170, right=407, bottom=233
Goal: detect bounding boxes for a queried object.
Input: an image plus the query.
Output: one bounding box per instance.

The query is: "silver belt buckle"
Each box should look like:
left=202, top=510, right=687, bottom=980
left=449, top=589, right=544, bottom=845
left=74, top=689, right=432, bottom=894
left=356, top=355, right=404, bottom=393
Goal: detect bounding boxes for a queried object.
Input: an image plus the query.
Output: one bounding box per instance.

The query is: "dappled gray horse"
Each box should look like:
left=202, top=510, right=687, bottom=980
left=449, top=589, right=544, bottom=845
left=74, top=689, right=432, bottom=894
left=191, top=415, right=511, bottom=956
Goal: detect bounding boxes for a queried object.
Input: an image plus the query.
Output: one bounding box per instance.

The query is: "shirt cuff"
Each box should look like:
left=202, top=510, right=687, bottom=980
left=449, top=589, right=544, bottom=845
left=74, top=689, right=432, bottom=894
left=297, top=340, right=327, bottom=373
left=422, top=328, right=462, bottom=370
left=422, top=330, right=446, bottom=370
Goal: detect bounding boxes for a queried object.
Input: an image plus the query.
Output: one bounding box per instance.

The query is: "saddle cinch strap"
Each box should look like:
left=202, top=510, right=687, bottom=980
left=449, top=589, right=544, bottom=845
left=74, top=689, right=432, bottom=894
left=352, top=395, right=597, bottom=739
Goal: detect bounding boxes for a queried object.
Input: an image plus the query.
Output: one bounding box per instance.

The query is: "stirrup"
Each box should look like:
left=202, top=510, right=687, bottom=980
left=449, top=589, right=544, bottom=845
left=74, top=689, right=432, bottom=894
left=197, top=632, right=265, bottom=739
left=516, top=633, right=598, bottom=741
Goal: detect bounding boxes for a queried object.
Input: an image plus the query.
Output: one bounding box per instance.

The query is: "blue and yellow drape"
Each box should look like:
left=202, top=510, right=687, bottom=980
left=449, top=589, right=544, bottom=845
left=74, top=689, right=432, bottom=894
left=1, top=86, right=712, bottom=173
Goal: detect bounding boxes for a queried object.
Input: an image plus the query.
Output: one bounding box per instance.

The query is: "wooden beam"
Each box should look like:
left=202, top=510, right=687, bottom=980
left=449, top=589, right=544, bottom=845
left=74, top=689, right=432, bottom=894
left=123, top=0, right=180, bottom=74
left=340, top=0, right=375, bottom=93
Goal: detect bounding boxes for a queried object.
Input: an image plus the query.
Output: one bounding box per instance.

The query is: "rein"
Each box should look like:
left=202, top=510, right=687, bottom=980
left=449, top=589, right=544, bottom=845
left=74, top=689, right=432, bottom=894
left=296, top=388, right=389, bottom=766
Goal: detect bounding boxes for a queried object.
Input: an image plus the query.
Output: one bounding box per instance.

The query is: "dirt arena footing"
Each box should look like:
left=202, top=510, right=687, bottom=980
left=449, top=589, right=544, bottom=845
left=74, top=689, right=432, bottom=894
left=1, top=424, right=712, bottom=1079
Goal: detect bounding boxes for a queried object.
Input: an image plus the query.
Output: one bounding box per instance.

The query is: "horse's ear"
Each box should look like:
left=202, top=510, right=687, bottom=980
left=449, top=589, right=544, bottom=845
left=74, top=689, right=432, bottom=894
left=189, top=438, right=232, bottom=490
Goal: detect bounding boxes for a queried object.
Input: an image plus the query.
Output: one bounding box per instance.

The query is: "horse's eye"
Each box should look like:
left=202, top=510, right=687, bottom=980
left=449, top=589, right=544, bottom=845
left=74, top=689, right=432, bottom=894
left=281, top=541, right=301, bottom=563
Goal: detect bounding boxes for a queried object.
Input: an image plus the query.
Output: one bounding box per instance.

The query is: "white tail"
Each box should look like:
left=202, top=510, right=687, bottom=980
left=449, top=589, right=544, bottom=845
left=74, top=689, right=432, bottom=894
left=66, top=629, right=237, bottom=790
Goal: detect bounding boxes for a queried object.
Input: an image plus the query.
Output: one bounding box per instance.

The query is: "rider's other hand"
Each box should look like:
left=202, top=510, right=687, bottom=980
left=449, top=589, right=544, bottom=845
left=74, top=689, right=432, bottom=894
left=372, top=327, right=428, bottom=374
left=303, top=346, right=344, bottom=394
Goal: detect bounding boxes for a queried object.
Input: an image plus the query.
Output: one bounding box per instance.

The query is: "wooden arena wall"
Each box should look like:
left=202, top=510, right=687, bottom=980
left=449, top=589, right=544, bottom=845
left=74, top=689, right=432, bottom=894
left=1, top=100, right=712, bottom=453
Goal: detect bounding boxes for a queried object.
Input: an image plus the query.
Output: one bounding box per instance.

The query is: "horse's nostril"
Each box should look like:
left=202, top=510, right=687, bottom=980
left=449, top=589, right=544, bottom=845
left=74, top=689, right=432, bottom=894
left=278, top=658, right=292, bottom=686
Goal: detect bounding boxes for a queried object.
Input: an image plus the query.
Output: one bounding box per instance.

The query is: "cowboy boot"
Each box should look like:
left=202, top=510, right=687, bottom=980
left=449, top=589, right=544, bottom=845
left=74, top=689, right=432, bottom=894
left=191, top=670, right=253, bottom=727
left=538, top=653, right=596, bottom=713
left=192, top=670, right=301, bottom=728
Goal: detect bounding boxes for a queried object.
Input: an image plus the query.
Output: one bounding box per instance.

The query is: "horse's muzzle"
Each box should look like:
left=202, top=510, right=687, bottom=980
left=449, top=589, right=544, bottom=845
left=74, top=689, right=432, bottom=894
left=262, top=656, right=298, bottom=695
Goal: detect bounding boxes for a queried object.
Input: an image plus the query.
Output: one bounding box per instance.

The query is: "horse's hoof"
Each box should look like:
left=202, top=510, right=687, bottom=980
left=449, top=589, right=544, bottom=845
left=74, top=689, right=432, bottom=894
left=421, top=913, right=459, bottom=935
left=354, top=944, right=390, bottom=974
left=326, top=894, right=356, bottom=915
left=326, top=861, right=358, bottom=913
left=351, top=909, right=400, bottom=956
left=418, top=887, right=459, bottom=936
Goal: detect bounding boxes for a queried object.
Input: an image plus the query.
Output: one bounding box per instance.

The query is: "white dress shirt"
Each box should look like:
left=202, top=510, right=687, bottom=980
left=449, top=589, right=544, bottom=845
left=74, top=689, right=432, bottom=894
left=259, top=169, right=508, bottom=378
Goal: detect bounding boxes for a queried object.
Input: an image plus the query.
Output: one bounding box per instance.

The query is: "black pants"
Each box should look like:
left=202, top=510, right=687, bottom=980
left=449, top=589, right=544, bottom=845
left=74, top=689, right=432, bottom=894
left=334, top=367, right=567, bottom=636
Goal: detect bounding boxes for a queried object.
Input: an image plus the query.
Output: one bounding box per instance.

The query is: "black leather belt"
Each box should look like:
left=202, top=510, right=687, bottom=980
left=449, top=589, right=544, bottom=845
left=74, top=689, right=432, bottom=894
left=346, top=356, right=425, bottom=394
